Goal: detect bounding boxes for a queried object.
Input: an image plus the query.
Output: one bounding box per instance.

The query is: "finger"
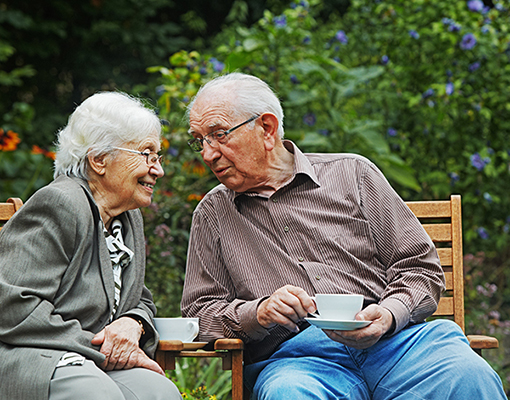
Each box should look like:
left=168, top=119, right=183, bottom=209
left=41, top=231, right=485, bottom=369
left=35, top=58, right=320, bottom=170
left=136, top=354, right=165, bottom=375
left=91, top=329, right=105, bottom=346
left=258, top=298, right=301, bottom=331
left=284, top=286, right=316, bottom=314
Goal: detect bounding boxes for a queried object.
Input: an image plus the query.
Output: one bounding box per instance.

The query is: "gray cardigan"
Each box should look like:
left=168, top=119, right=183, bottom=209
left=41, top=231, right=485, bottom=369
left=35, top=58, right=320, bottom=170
left=0, top=175, right=159, bottom=400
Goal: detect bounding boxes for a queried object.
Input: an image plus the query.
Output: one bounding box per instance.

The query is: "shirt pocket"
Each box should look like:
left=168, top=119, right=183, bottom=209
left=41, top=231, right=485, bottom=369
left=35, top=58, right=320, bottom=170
left=311, top=218, right=375, bottom=269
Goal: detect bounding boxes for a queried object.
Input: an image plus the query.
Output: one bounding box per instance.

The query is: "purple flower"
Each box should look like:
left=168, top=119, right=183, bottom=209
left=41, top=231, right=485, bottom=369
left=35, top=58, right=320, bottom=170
left=387, top=128, right=397, bottom=137
left=155, top=85, right=166, bottom=97
left=273, top=15, right=287, bottom=28
left=495, top=3, right=504, bottom=11
left=335, top=30, right=348, bottom=44
left=477, top=227, right=489, bottom=240
left=318, top=129, right=330, bottom=136
left=469, top=61, right=481, bottom=71
left=303, top=112, right=316, bottom=126
left=422, top=88, right=435, bottom=98
left=481, top=25, right=490, bottom=34
left=470, top=152, right=490, bottom=170
left=168, top=147, right=178, bottom=157
left=460, top=33, right=477, bottom=50
left=408, top=30, right=420, bottom=39
left=448, top=22, right=461, bottom=32
left=303, top=36, right=311, bottom=44
left=381, top=55, right=389, bottom=65
left=483, top=192, right=493, bottom=203
left=290, top=74, right=300, bottom=84
left=209, top=57, right=225, bottom=72
left=446, top=82, right=454, bottom=95
left=489, top=310, right=501, bottom=320
left=467, top=0, right=484, bottom=12
left=199, top=67, right=207, bottom=75
left=155, top=223, right=171, bottom=238
left=448, top=172, right=460, bottom=185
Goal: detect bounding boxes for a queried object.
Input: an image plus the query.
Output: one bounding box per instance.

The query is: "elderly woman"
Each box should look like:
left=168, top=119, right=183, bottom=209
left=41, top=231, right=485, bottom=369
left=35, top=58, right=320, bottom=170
left=0, top=92, right=182, bottom=400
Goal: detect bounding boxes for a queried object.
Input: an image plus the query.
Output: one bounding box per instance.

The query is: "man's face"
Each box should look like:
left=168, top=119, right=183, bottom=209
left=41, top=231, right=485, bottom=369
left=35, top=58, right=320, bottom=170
left=189, top=97, right=269, bottom=193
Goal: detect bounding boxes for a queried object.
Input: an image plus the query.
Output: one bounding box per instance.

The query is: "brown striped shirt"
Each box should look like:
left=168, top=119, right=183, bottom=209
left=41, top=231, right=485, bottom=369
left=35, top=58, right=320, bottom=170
left=181, top=140, right=444, bottom=363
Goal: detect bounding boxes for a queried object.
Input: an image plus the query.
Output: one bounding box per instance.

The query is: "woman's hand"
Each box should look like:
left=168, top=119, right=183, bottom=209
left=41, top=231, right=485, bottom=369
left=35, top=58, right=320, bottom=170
left=91, top=316, right=164, bottom=375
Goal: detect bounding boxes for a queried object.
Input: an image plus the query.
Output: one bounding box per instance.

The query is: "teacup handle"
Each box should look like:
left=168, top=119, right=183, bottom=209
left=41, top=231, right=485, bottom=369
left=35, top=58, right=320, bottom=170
left=186, top=320, right=199, bottom=340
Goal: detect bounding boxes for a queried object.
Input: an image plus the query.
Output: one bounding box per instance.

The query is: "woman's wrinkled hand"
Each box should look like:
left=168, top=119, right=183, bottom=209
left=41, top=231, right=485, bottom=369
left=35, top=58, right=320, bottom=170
left=91, top=316, right=164, bottom=375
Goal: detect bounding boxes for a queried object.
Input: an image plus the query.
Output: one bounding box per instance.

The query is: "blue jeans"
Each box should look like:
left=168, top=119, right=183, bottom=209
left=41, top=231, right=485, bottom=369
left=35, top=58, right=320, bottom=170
left=245, top=320, right=506, bottom=399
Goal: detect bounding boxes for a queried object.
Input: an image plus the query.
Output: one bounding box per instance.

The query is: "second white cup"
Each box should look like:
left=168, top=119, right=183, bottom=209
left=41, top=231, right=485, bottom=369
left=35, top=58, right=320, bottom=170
left=153, top=317, right=199, bottom=342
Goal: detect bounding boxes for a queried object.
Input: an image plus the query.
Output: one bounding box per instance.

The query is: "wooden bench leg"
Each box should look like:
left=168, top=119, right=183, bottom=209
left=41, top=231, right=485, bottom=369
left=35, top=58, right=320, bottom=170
left=231, top=349, right=244, bottom=400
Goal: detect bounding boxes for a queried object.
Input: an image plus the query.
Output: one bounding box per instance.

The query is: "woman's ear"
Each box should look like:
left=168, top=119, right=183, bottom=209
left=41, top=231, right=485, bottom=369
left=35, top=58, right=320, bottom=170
left=87, top=151, right=108, bottom=176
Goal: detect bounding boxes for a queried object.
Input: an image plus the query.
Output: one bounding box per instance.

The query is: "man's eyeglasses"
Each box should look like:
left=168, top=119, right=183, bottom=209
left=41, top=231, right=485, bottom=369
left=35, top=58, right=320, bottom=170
left=112, top=147, right=164, bottom=167
left=187, top=115, right=260, bottom=152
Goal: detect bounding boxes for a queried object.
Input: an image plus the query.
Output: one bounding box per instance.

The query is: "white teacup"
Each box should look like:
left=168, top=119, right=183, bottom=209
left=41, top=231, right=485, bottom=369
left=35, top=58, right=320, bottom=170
left=312, top=294, right=364, bottom=321
left=153, top=317, right=199, bottom=342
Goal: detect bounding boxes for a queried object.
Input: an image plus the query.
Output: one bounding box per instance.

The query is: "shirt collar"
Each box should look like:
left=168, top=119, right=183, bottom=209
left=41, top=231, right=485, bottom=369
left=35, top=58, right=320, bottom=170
left=232, top=140, right=321, bottom=201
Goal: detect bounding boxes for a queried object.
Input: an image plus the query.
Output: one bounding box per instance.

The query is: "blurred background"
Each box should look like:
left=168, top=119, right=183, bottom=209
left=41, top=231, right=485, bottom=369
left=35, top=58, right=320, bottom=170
left=1, top=0, right=509, bottom=397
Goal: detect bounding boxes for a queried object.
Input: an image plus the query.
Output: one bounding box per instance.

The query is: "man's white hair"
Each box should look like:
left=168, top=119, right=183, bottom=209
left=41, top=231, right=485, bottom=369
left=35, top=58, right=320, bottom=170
left=188, top=72, right=285, bottom=138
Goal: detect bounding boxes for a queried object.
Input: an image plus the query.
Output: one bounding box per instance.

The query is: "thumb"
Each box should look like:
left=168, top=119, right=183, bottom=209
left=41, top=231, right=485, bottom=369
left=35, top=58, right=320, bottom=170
left=91, top=329, right=105, bottom=345
left=355, top=304, right=379, bottom=321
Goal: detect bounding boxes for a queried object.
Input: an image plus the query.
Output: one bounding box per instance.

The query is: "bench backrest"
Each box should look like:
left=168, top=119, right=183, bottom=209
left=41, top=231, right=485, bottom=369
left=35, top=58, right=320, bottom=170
left=0, top=198, right=23, bottom=231
left=405, top=194, right=464, bottom=332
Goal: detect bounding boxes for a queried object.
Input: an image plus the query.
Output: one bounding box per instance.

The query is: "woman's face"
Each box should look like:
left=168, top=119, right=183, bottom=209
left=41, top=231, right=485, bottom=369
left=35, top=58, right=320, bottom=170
left=100, top=133, right=164, bottom=214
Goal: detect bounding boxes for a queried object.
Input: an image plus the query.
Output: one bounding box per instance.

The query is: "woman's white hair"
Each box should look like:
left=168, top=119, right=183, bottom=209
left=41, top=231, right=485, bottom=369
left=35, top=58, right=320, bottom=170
left=188, top=73, right=285, bottom=138
left=54, top=91, right=161, bottom=179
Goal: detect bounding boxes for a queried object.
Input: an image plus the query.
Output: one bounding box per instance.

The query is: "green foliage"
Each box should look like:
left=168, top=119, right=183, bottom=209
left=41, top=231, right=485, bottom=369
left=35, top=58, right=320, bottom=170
left=334, top=0, right=510, bottom=253
left=0, top=129, right=55, bottom=201
left=170, top=358, right=232, bottom=400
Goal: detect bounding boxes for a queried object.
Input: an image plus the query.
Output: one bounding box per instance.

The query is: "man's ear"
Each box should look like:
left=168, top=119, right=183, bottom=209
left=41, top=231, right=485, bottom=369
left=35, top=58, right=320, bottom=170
left=87, top=151, right=107, bottom=176
left=260, top=113, right=279, bottom=150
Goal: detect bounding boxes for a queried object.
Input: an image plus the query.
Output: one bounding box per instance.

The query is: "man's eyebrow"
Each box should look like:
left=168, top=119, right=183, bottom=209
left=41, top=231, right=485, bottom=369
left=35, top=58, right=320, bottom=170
left=188, top=121, right=222, bottom=135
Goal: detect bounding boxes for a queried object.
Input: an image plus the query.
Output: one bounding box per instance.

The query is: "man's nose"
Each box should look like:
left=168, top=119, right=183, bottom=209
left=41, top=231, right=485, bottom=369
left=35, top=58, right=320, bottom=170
left=201, top=141, right=221, bottom=164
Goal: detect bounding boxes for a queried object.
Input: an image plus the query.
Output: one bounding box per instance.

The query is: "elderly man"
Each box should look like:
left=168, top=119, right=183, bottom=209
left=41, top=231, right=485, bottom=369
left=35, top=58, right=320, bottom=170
left=181, top=73, right=506, bottom=399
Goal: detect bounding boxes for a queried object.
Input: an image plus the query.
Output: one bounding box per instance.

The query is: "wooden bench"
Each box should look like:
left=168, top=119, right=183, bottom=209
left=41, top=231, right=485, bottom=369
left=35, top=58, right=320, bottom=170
left=154, top=194, right=498, bottom=399
left=2, top=195, right=498, bottom=399
left=0, top=197, right=23, bottom=230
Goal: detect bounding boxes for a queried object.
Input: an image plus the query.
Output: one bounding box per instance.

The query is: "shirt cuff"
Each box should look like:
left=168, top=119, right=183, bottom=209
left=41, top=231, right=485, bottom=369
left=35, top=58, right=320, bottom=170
left=379, top=297, right=410, bottom=335
left=239, top=297, right=271, bottom=341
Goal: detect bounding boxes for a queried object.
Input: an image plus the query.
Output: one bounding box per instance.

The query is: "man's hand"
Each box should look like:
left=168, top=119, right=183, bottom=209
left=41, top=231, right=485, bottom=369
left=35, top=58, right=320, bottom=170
left=257, top=285, right=316, bottom=332
left=323, top=304, right=394, bottom=349
left=91, top=317, right=164, bottom=375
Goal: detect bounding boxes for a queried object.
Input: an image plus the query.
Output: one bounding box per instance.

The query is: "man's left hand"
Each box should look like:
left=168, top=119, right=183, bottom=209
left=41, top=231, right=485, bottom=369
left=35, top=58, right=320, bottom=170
left=323, top=304, right=394, bottom=349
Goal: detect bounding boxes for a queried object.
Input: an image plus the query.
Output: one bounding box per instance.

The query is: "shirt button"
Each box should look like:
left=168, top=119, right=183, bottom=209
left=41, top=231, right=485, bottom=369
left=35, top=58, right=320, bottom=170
left=298, top=257, right=304, bottom=262
left=315, top=275, right=321, bottom=280
left=284, top=226, right=289, bottom=232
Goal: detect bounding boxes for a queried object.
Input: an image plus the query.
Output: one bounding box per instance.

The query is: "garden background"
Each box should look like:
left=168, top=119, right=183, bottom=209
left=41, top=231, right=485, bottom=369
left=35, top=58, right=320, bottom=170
left=1, top=0, right=509, bottom=398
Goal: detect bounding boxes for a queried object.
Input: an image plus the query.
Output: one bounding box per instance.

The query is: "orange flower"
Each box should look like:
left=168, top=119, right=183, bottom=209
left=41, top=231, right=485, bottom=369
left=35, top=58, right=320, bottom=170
left=183, top=160, right=207, bottom=176
left=31, top=145, right=56, bottom=160
left=0, top=129, right=21, bottom=151
left=187, top=193, right=204, bottom=202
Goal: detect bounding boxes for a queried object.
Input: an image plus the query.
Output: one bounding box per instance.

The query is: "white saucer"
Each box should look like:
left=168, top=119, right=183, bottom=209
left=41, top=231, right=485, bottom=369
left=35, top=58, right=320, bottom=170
left=305, top=318, right=372, bottom=330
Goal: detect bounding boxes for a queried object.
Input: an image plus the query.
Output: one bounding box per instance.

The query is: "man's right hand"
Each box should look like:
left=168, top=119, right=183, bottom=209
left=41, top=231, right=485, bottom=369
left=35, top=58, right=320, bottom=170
left=257, top=285, right=316, bottom=332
